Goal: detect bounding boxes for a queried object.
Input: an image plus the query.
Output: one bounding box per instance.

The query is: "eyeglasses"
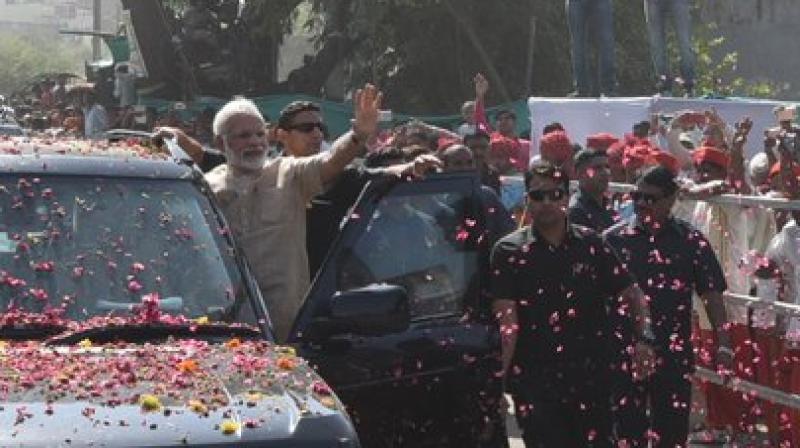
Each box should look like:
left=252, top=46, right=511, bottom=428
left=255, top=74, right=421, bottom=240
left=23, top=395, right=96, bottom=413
left=287, top=122, right=328, bottom=134
left=631, top=191, right=664, bottom=205
left=227, top=129, right=267, bottom=140
left=527, top=188, right=567, bottom=202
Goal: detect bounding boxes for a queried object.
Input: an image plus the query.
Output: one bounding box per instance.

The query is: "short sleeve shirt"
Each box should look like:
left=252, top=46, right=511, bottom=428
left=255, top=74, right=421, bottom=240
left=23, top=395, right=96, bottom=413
left=604, top=218, right=727, bottom=371
left=205, top=156, right=324, bottom=341
left=489, top=224, right=633, bottom=369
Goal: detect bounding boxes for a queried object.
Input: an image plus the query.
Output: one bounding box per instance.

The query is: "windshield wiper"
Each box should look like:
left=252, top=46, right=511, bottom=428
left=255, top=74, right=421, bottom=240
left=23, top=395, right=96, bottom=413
left=0, top=323, right=70, bottom=341
left=45, top=322, right=263, bottom=346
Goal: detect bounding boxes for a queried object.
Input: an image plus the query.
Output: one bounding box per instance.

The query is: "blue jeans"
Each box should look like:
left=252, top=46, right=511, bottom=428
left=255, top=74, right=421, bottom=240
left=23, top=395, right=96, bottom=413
left=566, top=0, right=616, bottom=96
left=645, top=0, right=696, bottom=89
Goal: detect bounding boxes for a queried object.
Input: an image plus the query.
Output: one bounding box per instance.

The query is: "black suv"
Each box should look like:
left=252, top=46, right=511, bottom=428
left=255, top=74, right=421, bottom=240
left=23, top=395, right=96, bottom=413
left=0, top=137, right=505, bottom=447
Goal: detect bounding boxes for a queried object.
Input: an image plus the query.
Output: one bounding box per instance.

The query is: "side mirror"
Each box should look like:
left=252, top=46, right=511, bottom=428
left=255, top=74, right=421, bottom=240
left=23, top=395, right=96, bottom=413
left=307, top=284, right=411, bottom=340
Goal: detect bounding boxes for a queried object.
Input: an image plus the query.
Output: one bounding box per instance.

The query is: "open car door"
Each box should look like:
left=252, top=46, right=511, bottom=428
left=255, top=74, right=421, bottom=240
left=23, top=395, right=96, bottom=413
left=290, top=173, right=506, bottom=447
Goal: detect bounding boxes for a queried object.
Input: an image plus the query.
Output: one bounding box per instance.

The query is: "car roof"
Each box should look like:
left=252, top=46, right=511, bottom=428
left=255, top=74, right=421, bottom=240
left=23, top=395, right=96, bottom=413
left=0, top=137, right=194, bottom=179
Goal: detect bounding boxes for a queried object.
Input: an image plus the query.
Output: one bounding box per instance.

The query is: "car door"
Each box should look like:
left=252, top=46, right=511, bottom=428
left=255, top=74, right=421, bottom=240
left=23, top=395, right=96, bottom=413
left=290, top=172, right=504, bottom=447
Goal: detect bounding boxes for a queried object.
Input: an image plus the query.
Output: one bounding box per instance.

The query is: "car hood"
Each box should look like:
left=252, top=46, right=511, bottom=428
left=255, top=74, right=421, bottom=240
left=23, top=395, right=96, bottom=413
left=0, top=339, right=356, bottom=447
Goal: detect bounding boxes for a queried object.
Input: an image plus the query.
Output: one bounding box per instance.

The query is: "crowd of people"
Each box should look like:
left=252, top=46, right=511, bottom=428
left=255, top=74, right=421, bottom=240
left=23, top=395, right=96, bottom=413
left=145, top=72, right=800, bottom=447
left=0, top=76, right=215, bottom=144
left=4, top=65, right=800, bottom=446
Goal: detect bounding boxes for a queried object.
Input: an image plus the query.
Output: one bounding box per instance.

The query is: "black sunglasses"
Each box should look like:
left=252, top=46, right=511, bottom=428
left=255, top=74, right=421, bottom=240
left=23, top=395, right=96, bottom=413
left=287, top=122, right=328, bottom=134
left=527, top=188, right=567, bottom=202
left=631, top=191, right=664, bottom=205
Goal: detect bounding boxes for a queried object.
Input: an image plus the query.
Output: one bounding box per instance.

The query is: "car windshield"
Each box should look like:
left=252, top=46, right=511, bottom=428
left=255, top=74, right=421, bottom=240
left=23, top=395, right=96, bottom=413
left=0, top=174, right=254, bottom=326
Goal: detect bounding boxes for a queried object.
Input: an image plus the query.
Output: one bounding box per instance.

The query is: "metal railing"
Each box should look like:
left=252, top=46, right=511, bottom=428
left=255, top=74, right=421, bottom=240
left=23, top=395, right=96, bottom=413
left=605, top=181, right=800, bottom=211
left=603, top=182, right=800, bottom=408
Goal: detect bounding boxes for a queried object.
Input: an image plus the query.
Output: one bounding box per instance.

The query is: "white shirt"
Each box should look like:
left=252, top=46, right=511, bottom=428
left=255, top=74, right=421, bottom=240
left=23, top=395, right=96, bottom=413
left=690, top=201, right=776, bottom=325
left=758, top=220, right=800, bottom=338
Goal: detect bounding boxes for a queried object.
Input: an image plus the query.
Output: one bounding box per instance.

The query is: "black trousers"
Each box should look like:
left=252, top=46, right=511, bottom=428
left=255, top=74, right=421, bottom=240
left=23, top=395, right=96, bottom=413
left=511, top=362, right=613, bottom=448
left=616, top=367, right=693, bottom=448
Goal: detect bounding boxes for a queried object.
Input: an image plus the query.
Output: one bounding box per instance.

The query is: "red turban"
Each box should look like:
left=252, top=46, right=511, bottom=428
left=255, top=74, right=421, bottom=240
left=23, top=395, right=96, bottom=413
left=539, top=131, right=573, bottom=164
left=586, top=133, right=619, bottom=151
left=692, top=146, right=731, bottom=170
left=490, top=135, right=516, bottom=159
left=647, top=150, right=680, bottom=176
left=607, top=141, right=626, bottom=160
left=623, top=145, right=651, bottom=170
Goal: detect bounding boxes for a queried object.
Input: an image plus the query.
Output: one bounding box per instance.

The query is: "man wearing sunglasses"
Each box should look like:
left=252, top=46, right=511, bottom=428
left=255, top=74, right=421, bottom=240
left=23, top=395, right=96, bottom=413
left=199, top=85, right=383, bottom=342
left=490, top=162, right=654, bottom=447
left=273, top=100, right=442, bottom=277
left=276, top=101, right=329, bottom=157
left=568, top=149, right=618, bottom=233
left=604, top=166, right=732, bottom=447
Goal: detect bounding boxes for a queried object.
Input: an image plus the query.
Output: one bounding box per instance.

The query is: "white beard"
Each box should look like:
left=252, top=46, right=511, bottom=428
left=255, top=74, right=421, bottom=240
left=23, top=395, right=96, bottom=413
left=224, top=142, right=267, bottom=173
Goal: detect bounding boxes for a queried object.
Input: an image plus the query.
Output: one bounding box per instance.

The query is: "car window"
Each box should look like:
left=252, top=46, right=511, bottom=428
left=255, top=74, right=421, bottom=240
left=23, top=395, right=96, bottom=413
left=0, top=175, right=254, bottom=324
left=336, top=190, right=478, bottom=318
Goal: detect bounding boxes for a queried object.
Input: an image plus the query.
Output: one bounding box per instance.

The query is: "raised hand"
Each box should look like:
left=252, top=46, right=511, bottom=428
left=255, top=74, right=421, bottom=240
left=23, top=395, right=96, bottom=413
left=352, top=84, right=383, bottom=141
left=474, top=73, right=489, bottom=99
left=733, top=117, right=753, bottom=147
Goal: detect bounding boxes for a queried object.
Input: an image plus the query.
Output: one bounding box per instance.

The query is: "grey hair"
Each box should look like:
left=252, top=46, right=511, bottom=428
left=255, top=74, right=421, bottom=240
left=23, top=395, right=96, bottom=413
left=212, top=98, right=265, bottom=138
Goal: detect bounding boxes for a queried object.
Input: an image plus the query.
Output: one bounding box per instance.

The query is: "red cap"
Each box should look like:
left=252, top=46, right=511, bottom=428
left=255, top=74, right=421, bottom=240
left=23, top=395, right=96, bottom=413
left=692, top=146, right=731, bottom=170
left=586, top=133, right=619, bottom=151
left=539, top=131, right=572, bottom=164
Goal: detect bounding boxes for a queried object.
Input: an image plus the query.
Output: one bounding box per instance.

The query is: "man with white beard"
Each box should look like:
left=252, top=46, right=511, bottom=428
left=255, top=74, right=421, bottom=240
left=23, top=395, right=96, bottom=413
left=203, top=85, right=383, bottom=341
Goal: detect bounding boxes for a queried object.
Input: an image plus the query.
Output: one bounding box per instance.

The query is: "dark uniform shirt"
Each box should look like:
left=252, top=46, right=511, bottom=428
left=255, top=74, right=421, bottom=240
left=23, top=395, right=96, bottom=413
left=306, top=166, right=383, bottom=276
left=568, top=188, right=619, bottom=232
left=603, top=217, right=727, bottom=372
left=489, top=224, right=633, bottom=381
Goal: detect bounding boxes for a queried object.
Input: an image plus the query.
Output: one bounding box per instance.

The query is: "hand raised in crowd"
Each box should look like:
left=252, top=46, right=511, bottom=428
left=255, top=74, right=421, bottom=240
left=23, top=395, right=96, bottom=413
left=474, top=73, right=489, bottom=99
left=352, top=84, right=383, bottom=142
left=733, top=117, right=753, bottom=146
left=705, top=108, right=725, bottom=127
left=670, top=110, right=705, bottom=131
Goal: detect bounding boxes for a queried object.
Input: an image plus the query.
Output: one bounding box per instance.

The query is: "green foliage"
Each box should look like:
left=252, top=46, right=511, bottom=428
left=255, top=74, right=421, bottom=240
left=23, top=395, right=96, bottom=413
left=0, top=33, right=89, bottom=97
left=150, top=1, right=782, bottom=110
left=692, top=22, right=779, bottom=98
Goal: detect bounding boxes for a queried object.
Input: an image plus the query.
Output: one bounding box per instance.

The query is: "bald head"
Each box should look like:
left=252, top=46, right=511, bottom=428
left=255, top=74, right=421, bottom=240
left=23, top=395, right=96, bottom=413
left=439, top=144, right=475, bottom=172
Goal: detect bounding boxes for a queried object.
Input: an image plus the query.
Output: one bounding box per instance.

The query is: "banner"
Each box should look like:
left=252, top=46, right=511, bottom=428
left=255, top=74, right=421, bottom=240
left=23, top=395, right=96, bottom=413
left=529, top=96, right=798, bottom=159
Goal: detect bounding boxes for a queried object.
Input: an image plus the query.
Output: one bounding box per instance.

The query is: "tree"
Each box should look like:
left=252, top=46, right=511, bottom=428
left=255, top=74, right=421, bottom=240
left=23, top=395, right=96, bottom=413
left=691, top=22, right=779, bottom=99
left=0, top=33, right=89, bottom=97
left=154, top=0, right=779, bottom=113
